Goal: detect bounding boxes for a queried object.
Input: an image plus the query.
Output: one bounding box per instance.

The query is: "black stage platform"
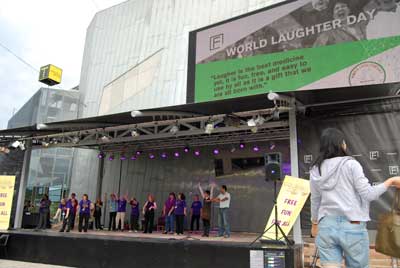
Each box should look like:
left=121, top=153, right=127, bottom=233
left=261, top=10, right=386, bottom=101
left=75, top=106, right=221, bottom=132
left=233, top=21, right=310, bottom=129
left=0, top=230, right=302, bottom=268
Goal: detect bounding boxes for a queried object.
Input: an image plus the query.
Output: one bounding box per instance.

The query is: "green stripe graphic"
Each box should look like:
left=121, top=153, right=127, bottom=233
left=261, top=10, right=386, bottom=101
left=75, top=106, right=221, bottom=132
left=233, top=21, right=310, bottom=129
left=195, top=36, right=400, bottom=102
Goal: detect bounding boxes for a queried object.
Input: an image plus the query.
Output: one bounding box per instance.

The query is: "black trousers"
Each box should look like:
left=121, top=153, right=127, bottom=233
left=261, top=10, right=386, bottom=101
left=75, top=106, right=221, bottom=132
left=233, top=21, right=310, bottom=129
left=203, top=219, right=210, bottom=235
left=130, top=214, right=139, bottom=231
left=94, top=214, right=102, bottom=229
left=176, top=215, right=185, bottom=234
left=70, top=212, right=76, bottom=230
left=143, top=210, right=154, bottom=233
left=190, top=215, right=200, bottom=231
left=109, top=212, right=116, bottom=231
left=78, top=213, right=89, bottom=232
left=60, top=216, right=69, bottom=232
left=37, top=211, right=48, bottom=229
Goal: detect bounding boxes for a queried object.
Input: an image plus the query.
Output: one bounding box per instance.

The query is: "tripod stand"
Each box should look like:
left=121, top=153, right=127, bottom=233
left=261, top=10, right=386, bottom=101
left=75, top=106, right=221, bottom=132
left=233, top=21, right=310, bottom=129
left=250, top=179, right=294, bottom=246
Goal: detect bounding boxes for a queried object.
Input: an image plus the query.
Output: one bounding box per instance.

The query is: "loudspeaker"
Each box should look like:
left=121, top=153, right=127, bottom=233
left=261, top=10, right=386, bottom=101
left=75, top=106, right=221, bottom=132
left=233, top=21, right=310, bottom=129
left=264, top=153, right=282, bottom=181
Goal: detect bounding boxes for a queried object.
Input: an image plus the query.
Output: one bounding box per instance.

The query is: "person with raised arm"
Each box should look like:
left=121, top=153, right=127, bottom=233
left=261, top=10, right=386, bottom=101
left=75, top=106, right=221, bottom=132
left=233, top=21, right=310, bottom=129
left=116, top=192, right=128, bottom=231
left=198, top=183, right=215, bottom=237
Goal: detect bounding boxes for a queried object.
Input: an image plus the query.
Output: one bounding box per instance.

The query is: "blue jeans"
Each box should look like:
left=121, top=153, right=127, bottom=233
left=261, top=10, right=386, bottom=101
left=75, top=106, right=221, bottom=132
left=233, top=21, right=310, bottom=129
left=316, top=216, right=369, bottom=268
left=218, top=208, right=230, bottom=236
left=165, top=214, right=174, bottom=233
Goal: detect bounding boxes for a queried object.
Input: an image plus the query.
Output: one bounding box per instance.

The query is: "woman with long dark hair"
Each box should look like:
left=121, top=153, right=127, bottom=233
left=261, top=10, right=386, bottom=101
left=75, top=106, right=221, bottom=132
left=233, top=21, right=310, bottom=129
left=310, top=128, right=400, bottom=267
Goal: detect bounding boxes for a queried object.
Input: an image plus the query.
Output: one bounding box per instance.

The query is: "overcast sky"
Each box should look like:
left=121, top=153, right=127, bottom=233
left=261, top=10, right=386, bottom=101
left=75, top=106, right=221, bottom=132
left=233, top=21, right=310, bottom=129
left=0, top=0, right=124, bottom=129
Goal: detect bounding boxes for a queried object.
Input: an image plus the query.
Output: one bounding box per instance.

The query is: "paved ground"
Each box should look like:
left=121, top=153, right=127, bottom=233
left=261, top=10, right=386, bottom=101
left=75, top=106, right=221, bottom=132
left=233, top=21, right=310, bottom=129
left=0, top=260, right=74, bottom=268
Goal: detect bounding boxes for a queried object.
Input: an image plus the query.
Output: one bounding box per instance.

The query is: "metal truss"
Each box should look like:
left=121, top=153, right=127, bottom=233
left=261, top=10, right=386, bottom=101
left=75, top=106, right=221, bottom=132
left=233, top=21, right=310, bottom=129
left=9, top=107, right=291, bottom=152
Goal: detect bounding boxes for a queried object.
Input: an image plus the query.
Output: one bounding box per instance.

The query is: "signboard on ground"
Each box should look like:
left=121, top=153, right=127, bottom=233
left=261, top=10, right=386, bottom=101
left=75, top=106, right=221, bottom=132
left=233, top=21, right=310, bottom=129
left=262, top=175, right=310, bottom=240
left=187, top=0, right=400, bottom=103
left=0, top=175, right=16, bottom=230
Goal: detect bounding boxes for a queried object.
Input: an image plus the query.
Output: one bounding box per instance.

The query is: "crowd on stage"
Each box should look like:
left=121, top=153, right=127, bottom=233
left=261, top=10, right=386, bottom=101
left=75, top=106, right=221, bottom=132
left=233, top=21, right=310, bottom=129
left=35, top=183, right=232, bottom=238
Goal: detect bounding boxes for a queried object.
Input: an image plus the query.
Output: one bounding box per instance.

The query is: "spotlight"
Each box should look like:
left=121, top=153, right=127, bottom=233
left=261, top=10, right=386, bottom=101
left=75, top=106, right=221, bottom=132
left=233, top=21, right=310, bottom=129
left=100, top=135, right=110, bottom=142
left=248, top=115, right=265, bottom=128
left=149, top=153, right=155, bottom=159
left=136, top=151, right=142, bottom=156
left=72, top=136, right=80, bottom=144
left=205, top=123, right=214, bottom=134
left=108, top=155, right=114, bottom=161
left=11, top=141, right=21, bottom=148
left=253, top=146, right=260, bottom=152
left=131, top=130, right=140, bottom=137
left=272, top=108, right=280, bottom=121
left=239, top=142, right=245, bottom=149
left=174, top=152, right=180, bottom=158
left=183, top=146, right=190, bottom=153
left=120, top=154, right=127, bottom=161
left=97, top=152, right=105, bottom=159
left=42, top=141, right=50, bottom=147
left=213, top=149, right=220, bottom=155
left=51, top=138, right=58, bottom=145
left=161, top=152, right=168, bottom=159
left=247, top=117, right=256, bottom=127
left=170, top=125, right=179, bottom=135
left=130, top=155, right=137, bottom=160
left=269, top=142, right=276, bottom=150
left=230, top=145, right=236, bottom=153
left=194, top=150, right=200, bottom=157
left=251, top=127, right=258, bottom=133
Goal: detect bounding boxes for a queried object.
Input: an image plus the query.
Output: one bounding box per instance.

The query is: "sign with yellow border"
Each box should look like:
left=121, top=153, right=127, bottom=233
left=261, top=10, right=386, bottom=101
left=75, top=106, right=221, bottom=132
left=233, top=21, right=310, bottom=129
left=0, top=175, right=16, bottom=230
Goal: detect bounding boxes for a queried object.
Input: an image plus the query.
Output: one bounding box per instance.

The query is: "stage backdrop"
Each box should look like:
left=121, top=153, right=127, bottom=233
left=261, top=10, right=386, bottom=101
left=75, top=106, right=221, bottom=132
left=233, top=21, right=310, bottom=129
left=187, top=0, right=400, bottom=103
left=298, top=98, right=400, bottom=230
left=99, top=141, right=290, bottom=233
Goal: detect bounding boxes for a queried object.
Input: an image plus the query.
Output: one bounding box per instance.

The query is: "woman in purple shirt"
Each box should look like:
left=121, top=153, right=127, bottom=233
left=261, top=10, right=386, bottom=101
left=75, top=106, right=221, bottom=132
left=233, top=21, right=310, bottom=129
left=36, top=194, right=51, bottom=230
left=190, top=194, right=202, bottom=232
left=78, top=194, right=91, bottom=232
left=175, top=193, right=187, bottom=235
left=129, top=197, right=140, bottom=232
left=116, top=194, right=128, bottom=231
left=162, top=192, right=176, bottom=234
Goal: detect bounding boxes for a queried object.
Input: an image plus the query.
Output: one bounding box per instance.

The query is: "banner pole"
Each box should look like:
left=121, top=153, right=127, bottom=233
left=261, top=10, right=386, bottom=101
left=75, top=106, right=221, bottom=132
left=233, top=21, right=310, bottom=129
left=289, top=99, right=303, bottom=244
left=13, top=140, right=32, bottom=229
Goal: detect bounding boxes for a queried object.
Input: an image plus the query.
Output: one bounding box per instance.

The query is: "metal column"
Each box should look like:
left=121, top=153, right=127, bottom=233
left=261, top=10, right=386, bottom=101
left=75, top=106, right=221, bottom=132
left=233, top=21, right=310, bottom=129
left=13, top=141, right=32, bottom=229
left=289, top=100, right=303, bottom=244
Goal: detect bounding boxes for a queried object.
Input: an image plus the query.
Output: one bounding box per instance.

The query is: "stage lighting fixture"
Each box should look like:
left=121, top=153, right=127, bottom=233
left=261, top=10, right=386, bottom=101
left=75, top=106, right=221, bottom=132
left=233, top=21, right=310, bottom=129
left=149, top=153, right=155, bottom=159
left=213, top=149, right=220, bottom=155
left=272, top=108, right=280, bottom=121
left=247, top=117, right=256, bottom=127
left=130, top=155, right=137, bottom=160
left=251, top=127, right=258, bottom=133
left=108, top=155, right=114, bottom=161
left=97, top=152, right=105, bottom=159
left=161, top=152, right=168, bottom=159
left=136, top=151, right=142, bottom=156
left=42, top=141, right=50, bottom=148
left=194, top=150, right=200, bottom=157
left=170, top=125, right=179, bottom=134
left=100, top=135, right=110, bottom=142
left=51, top=138, right=58, bottom=145
left=264, top=153, right=282, bottom=181
left=131, top=130, right=140, bottom=137
left=269, top=142, right=276, bottom=150
left=205, top=123, right=214, bottom=134
left=174, top=152, right=180, bottom=158
left=183, top=146, right=190, bottom=153
left=11, top=141, right=21, bottom=148
left=239, top=142, right=245, bottom=149
left=253, top=146, right=260, bottom=152
left=120, top=154, right=127, bottom=161
left=72, top=136, right=80, bottom=144
left=230, top=146, right=236, bottom=153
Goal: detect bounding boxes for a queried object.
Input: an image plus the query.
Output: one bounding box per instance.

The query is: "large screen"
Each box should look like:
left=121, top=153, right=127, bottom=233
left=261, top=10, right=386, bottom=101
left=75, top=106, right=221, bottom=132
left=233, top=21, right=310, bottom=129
left=187, top=0, right=400, bottom=103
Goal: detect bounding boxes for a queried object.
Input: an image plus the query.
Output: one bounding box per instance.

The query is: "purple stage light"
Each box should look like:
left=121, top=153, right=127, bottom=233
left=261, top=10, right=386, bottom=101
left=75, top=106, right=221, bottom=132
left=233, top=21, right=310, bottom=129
left=161, top=152, right=168, bottom=159
left=120, top=155, right=127, bottom=161
left=253, top=146, right=260, bottom=152
left=269, top=143, right=276, bottom=150
left=239, top=143, right=245, bottom=149
left=136, top=151, right=142, bottom=156
left=108, top=155, right=114, bottom=161
left=213, top=149, right=220, bottom=155
left=183, top=147, right=190, bottom=153
left=174, top=152, right=180, bottom=158
left=194, top=150, right=200, bottom=156
left=97, top=152, right=105, bottom=159
left=130, top=155, right=137, bottom=160
left=149, top=153, right=155, bottom=159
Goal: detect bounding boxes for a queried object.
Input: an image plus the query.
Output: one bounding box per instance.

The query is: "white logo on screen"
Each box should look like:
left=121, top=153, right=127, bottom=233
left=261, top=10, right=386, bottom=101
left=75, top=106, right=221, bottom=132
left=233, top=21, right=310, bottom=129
left=210, top=34, right=224, bottom=50
left=369, top=151, right=379, bottom=160
left=304, top=155, right=313, bottom=164
left=389, top=166, right=399, bottom=175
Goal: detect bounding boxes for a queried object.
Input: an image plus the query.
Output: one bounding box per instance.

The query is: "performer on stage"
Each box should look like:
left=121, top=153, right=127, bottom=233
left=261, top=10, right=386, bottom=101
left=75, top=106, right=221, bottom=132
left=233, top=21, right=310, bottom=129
left=36, top=194, right=51, bottom=230
left=143, top=194, right=157, bottom=233
left=116, top=193, right=128, bottom=231
left=107, top=193, right=118, bottom=231
left=190, top=194, right=202, bottom=232
left=53, top=198, right=71, bottom=232
left=94, top=198, right=103, bottom=230
left=310, top=128, right=400, bottom=267
left=78, top=194, right=91, bottom=232
left=212, top=185, right=231, bottom=238
left=162, top=192, right=176, bottom=234
left=129, top=197, right=140, bottom=233
left=175, top=193, right=187, bottom=235
left=67, top=193, right=78, bottom=230
left=198, top=183, right=215, bottom=237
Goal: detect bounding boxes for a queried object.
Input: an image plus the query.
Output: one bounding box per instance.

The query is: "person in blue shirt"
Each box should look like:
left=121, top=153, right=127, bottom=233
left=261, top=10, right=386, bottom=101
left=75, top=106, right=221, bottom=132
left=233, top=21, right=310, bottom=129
left=190, top=194, right=202, bottom=232
left=107, top=193, right=118, bottom=231
left=53, top=198, right=72, bottom=232
left=175, top=193, right=187, bottom=235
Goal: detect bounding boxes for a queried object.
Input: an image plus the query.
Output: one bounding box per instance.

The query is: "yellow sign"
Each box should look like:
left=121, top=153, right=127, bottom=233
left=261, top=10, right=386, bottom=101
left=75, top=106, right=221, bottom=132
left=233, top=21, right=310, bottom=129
left=0, top=176, right=16, bottom=230
left=39, top=64, right=63, bottom=86
left=262, top=176, right=310, bottom=240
